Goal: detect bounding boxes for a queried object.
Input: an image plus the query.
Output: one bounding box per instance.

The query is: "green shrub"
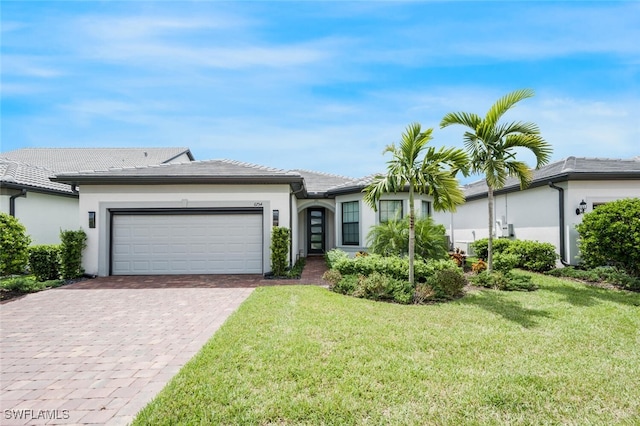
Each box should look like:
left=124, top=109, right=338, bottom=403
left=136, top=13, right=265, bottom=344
left=506, top=240, right=557, bottom=272
left=576, top=198, right=640, bottom=277
left=366, top=216, right=448, bottom=260
left=269, top=226, right=290, bottom=277
left=413, top=284, right=436, bottom=304
left=325, top=249, right=350, bottom=269
left=332, top=254, right=458, bottom=283
left=59, top=229, right=87, bottom=280
left=352, top=272, right=413, bottom=304
left=471, top=271, right=537, bottom=291
left=287, top=257, right=305, bottom=278
left=425, top=268, right=465, bottom=300
left=546, top=266, right=640, bottom=291
left=0, top=213, right=31, bottom=276
left=333, top=274, right=359, bottom=295
left=29, top=245, right=61, bottom=282
left=471, top=238, right=558, bottom=272
left=492, top=252, right=519, bottom=274
left=322, top=269, right=343, bottom=287
left=470, top=238, right=513, bottom=261
left=1, top=276, right=63, bottom=293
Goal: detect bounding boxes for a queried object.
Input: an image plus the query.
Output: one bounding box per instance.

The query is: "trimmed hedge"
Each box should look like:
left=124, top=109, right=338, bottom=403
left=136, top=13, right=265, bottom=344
left=60, top=229, right=87, bottom=280
left=470, top=238, right=557, bottom=273
left=0, top=213, right=31, bottom=276
left=330, top=252, right=459, bottom=283
left=576, top=198, right=640, bottom=277
left=29, top=245, right=61, bottom=282
left=270, top=227, right=291, bottom=277
left=325, top=250, right=466, bottom=303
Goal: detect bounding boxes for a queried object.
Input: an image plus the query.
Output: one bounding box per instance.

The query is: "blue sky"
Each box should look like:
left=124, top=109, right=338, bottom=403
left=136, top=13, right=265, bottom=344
left=2, top=1, right=639, bottom=181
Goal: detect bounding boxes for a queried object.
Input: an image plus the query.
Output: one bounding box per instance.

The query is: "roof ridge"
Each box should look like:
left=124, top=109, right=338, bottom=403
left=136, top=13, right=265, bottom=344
left=217, top=159, right=298, bottom=175
left=292, top=168, right=356, bottom=180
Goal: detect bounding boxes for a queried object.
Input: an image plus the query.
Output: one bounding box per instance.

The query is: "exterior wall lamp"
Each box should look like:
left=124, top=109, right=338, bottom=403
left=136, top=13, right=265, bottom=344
left=575, top=200, right=587, bottom=215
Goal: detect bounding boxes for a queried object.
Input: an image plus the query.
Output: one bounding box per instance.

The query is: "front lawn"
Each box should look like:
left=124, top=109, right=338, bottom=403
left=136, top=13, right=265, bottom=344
left=133, top=274, right=640, bottom=425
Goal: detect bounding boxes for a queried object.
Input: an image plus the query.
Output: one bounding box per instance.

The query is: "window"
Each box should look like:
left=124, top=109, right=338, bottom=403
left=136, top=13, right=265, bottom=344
left=379, top=200, right=403, bottom=223
left=421, top=201, right=431, bottom=218
left=342, top=201, right=359, bottom=245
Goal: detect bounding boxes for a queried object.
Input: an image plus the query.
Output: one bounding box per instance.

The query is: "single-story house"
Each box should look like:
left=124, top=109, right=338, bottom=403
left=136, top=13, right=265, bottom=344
left=50, top=159, right=436, bottom=277
left=0, top=148, right=194, bottom=244
left=432, top=156, right=640, bottom=265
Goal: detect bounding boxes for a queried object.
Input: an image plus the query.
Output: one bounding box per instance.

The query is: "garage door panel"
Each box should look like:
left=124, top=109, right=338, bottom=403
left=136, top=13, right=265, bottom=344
left=112, top=213, right=263, bottom=275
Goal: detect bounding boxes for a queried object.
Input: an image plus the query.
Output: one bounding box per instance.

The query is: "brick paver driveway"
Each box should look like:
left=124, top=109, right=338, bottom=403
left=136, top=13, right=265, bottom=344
left=0, top=280, right=254, bottom=425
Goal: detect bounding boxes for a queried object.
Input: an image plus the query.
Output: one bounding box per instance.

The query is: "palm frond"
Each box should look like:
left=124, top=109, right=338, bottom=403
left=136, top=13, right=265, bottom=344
left=440, top=112, right=482, bottom=130
left=496, top=120, right=540, bottom=138
left=504, top=160, right=533, bottom=189
left=485, top=88, right=535, bottom=127
left=504, top=134, right=553, bottom=168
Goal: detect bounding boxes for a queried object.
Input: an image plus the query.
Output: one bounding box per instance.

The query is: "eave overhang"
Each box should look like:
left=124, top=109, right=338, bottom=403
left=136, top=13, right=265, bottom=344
left=464, top=171, right=640, bottom=202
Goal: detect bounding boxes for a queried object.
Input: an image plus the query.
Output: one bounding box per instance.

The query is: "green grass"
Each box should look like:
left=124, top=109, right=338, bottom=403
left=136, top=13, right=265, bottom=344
left=133, top=274, right=640, bottom=425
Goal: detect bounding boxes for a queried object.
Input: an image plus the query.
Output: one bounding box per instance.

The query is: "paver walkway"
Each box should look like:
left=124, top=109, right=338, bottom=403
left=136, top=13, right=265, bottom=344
left=0, top=257, right=328, bottom=425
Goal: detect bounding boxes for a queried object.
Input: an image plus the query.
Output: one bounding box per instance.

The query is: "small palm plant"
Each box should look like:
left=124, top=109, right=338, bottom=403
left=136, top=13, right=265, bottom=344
left=364, top=123, right=468, bottom=285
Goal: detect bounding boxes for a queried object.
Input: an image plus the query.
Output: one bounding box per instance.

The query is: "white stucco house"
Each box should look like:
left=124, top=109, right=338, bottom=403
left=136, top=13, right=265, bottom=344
left=0, top=148, right=194, bottom=244
left=49, top=159, right=436, bottom=277
left=432, top=156, right=640, bottom=266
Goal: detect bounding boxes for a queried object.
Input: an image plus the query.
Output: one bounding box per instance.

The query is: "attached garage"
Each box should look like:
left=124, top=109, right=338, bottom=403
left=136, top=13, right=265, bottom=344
left=111, top=209, right=263, bottom=275
left=51, top=159, right=306, bottom=277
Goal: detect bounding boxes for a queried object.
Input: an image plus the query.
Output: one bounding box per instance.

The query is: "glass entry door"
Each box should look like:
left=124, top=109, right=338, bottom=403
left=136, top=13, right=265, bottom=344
left=307, top=208, right=325, bottom=254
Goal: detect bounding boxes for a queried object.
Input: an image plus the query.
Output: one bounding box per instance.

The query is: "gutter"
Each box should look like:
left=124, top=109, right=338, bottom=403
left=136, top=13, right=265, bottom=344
left=9, top=189, right=27, bottom=217
left=548, top=182, right=569, bottom=266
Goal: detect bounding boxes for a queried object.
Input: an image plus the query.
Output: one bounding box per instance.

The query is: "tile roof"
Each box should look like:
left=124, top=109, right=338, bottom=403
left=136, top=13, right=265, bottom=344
left=291, top=170, right=356, bottom=195
left=326, top=174, right=382, bottom=195
left=52, top=159, right=304, bottom=186
left=1, top=147, right=193, bottom=173
left=463, top=156, right=640, bottom=198
left=0, top=159, right=75, bottom=194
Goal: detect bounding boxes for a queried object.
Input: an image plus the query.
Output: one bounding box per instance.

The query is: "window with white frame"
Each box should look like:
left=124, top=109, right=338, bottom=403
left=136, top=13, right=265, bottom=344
left=342, top=201, right=359, bottom=245
left=421, top=201, right=432, bottom=218
left=379, top=200, right=403, bottom=223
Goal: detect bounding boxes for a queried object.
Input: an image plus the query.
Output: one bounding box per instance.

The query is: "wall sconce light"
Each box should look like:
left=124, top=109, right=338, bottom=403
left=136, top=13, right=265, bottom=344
left=575, top=200, right=587, bottom=215
left=88, top=211, right=96, bottom=228
left=273, top=210, right=279, bottom=226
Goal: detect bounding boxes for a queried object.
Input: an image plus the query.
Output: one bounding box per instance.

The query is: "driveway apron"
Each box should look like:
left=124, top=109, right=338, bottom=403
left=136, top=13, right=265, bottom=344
left=1, top=282, right=254, bottom=425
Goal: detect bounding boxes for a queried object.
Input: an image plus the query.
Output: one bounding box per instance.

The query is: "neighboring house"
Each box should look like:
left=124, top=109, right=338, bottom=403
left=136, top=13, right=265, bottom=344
left=0, top=159, right=78, bottom=244
left=432, top=156, right=640, bottom=265
left=0, top=148, right=194, bottom=244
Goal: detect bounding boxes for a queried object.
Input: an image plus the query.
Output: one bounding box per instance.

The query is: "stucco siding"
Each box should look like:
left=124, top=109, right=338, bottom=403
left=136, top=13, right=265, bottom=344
left=79, top=184, right=292, bottom=276
left=1, top=192, right=79, bottom=245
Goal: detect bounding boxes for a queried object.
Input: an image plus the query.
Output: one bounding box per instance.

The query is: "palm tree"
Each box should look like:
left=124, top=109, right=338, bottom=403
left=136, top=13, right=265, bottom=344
left=440, top=88, right=552, bottom=272
left=364, top=123, right=469, bottom=284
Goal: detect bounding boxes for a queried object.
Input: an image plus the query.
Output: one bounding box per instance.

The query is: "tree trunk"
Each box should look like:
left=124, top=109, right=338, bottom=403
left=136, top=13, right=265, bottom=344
left=408, top=183, right=415, bottom=285
left=487, top=185, right=494, bottom=273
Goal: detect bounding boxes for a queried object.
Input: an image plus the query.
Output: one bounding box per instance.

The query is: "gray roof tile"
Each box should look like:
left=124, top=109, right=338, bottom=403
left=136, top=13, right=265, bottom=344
left=1, top=147, right=193, bottom=173
left=0, top=159, right=75, bottom=194
left=291, top=170, right=356, bottom=195
left=52, top=159, right=304, bottom=186
left=463, top=156, right=640, bottom=198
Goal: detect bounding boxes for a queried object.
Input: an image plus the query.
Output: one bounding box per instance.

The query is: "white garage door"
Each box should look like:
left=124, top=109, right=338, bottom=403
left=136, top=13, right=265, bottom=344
left=111, top=212, right=263, bottom=275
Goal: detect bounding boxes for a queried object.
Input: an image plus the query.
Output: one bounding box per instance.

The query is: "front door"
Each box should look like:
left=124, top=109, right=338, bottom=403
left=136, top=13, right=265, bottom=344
left=307, top=208, right=325, bottom=254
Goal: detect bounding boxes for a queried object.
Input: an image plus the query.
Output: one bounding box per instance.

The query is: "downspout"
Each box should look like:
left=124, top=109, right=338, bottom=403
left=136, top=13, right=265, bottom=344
left=548, top=182, right=569, bottom=266
left=9, top=189, right=27, bottom=217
